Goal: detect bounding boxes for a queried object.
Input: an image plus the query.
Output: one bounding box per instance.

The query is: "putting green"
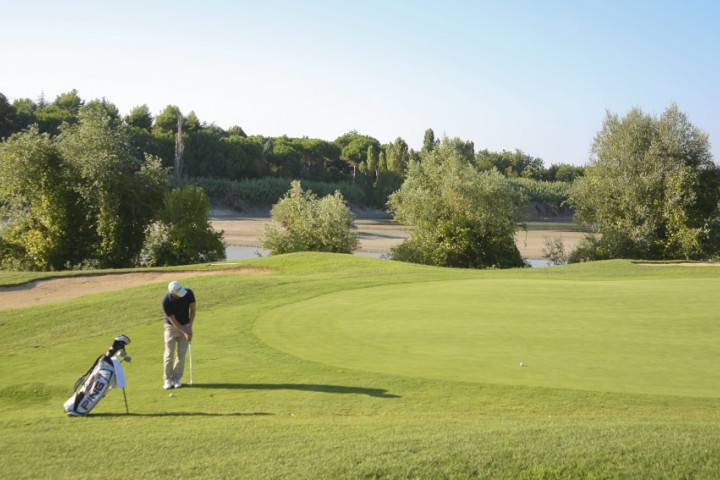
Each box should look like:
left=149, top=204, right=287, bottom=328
left=255, top=277, right=720, bottom=397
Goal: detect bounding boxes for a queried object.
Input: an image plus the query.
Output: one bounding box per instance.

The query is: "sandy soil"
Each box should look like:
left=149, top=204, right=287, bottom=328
left=211, top=209, right=586, bottom=258
left=0, top=268, right=271, bottom=310
left=1, top=211, right=588, bottom=309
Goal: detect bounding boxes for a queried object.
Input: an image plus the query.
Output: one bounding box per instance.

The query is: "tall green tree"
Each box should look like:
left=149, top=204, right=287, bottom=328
left=125, top=104, right=153, bottom=131
left=366, top=144, right=379, bottom=179
left=0, top=93, right=18, bottom=139
left=12, top=98, right=37, bottom=131
left=53, top=89, right=84, bottom=114
left=570, top=104, right=720, bottom=261
left=388, top=137, right=525, bottom=269
left=385, top=137, right=410, bottom=174
left=56, top=107, right=166, bottom=267
left=335, top=131, right=380, bottom=176
left=35, top=104, right=77, bottom=135
left=154, top=105, right=183, bottom=133
left=422, top=128, right=436, bottom=154
left=227, top=125, right=247, bottom=137
left=0, top=127, right=87, bottom=270
left=223, top=135, right=267, bottom=179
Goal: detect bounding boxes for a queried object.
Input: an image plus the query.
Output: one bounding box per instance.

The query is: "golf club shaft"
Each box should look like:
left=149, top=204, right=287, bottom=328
left=122, top=387, right=129, bottom=414
left=189, top=342, right=193, bottom=386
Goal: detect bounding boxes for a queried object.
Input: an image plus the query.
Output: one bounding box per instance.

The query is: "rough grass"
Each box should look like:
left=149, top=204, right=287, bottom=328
left=1, top=254, right=719, bottom=479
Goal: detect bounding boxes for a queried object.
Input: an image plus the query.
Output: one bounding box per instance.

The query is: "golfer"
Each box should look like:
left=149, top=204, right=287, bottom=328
left=162, top=281, right=196, bottom=390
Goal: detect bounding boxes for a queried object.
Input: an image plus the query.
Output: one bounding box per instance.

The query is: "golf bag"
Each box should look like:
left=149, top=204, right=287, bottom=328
left=63, top=335, right=131, bottom=416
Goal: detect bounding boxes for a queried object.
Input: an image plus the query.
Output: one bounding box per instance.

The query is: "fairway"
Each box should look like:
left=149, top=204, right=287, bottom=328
left=2, top=254, right=720, bottom=479
left=256, top=277, right=720, bottom=397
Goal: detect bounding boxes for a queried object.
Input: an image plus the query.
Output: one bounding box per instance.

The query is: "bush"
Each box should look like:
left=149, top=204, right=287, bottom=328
left=142, top=185, right=225, bottom=266
left=261, top=181, right=358, bottom=255
left=388, top=138, right=525, bottom=269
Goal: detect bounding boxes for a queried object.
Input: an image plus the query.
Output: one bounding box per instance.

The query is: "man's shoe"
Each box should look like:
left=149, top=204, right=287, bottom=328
left=173, top=380, right=182, bottom=389
left=163, top=380, right=173, bottom=390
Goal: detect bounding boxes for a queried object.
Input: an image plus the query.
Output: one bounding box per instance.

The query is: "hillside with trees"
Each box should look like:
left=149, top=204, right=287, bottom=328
left=0, top=90, right=581, bottom=215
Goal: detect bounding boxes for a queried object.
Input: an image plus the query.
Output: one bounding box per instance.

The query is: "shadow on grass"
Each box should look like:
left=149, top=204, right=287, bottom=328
left=90, top=412, right=273, bottom=417
left=192, top=383, right=401, bottom=398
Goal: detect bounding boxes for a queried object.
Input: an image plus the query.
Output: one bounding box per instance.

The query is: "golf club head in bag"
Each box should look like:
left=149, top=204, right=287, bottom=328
left=64, top=335, right=131, bottom=416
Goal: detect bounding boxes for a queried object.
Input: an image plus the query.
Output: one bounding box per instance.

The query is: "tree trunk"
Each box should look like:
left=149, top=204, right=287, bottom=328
left=174, top=115, right=184, bottom=180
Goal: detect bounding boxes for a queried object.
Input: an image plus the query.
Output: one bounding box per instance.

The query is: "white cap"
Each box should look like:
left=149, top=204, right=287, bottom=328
left=168, top=281, right=187, bottom=297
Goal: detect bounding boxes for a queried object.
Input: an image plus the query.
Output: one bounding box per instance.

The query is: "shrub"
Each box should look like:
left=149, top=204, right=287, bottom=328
left=142, top=185, right=225, bottom=266
left=261, top=181, right=358, bottom=255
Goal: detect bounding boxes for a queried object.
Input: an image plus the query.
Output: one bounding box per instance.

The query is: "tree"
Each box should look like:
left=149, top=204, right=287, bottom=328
left=56, top=107, right=166, bottom=268
left=366, top=144, right=379, bottom=179
left=335, top=131, right=380, bottom=176
left=12, top=98, right=37, bottom=131
left=0, top=93, right=18, bottom=139
left=174, top=114, right=185, bottom=180
left=184, top=111, right=201, bottom=132
left=154, top=105, right=183, bottom=133
left=569, top=104, right=720, bottom=261
left=544, top=163, right=584, bottom=182
left=142, top=185, right=225, bottom=266
left=475, top=148, right=543, bottom=178
left=35, top=104, right=77, bottom=135
left=422, top=128, right=436, bottom=154
left=0, top=127, right=87, bottom=270
left=82, top=98, right=121, bottom=124
left=385, top=137, right=410, bottom=174
left=223, top=135, right=267, bottom=179
left=227, top=125, right=247, bottom=137
left=261, top=180, right=358, bottom=254
left=388, top=137, right=525, bottom=269
left=125, top=104, right=153, bottom=131
left=54, top=89, right=84, bottom=114
left=266, top=136, right=303, bottom=177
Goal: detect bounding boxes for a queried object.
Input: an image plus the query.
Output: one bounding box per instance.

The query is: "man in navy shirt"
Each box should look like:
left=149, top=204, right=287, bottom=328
left=162, top=281, right=196, bottom=390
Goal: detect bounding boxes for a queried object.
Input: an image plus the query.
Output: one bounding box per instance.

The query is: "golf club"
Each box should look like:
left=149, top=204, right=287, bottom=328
left=188, top=342, right=193, bottom=386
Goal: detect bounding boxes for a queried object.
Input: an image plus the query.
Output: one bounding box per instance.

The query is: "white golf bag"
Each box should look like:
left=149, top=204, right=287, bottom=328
left=64, top=335, right=131, bottom=416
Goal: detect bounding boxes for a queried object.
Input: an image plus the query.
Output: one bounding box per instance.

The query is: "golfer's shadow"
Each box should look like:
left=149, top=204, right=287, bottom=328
left=194, top=383, right=401, bottom=398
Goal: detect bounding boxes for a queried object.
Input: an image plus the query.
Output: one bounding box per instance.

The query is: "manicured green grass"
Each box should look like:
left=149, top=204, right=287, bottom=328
left=1, top=254, right=719, bottom=479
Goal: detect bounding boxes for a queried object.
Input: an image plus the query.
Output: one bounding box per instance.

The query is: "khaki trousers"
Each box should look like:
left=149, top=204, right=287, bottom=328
left=164, top=324, right=189, bottom=382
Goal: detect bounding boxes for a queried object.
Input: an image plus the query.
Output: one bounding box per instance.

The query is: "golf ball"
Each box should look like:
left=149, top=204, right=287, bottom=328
left=169, top=393, right=174, bottom=397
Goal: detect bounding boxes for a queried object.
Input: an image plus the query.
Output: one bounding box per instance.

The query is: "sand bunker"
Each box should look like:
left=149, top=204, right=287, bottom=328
left=0, top=268, right=271, bottom=310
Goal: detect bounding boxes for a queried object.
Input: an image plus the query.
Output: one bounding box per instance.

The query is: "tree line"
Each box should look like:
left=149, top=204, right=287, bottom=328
left=3, top=89, right=716, bottom=270
left=0, top=102, right=224, bottom=270
left=258, top=104, right=720, bottom=267
left=0, top=90, right=583, bottom=210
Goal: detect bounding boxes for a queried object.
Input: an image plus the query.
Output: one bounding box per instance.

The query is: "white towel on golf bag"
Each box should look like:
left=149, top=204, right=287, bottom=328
left=111, top=358, right=126, bottom=388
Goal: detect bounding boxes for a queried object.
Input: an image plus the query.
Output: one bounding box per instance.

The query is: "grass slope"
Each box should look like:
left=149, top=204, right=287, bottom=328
left=1, top=254, right=719, bottom=479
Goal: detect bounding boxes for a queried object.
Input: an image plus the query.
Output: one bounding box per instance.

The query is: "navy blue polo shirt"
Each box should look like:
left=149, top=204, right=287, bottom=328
left=162, top=289, right=196, bottom=325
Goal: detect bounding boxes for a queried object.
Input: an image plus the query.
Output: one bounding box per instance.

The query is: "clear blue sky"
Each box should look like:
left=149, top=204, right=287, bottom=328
left=2, top=0, right=718, bottom=166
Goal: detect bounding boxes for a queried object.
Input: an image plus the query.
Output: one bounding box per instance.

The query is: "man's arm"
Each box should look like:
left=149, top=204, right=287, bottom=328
left=166, top=314, right=185, bottom=334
